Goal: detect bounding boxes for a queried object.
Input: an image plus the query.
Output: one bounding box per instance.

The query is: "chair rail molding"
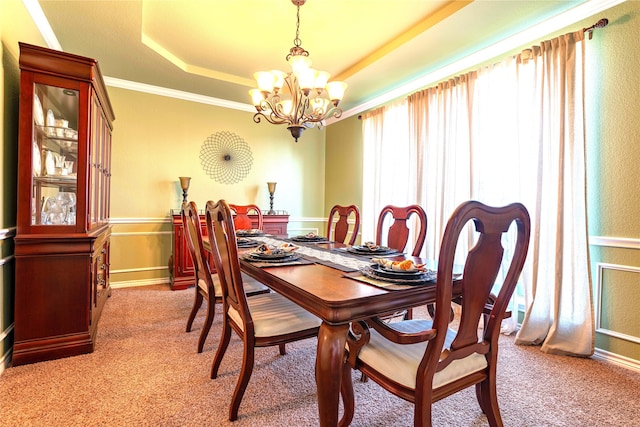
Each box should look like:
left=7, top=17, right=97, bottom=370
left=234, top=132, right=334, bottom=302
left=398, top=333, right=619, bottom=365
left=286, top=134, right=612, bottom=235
left=110, top=217, right=171, bottom=224
left=590, top=235, right=640, bottom=249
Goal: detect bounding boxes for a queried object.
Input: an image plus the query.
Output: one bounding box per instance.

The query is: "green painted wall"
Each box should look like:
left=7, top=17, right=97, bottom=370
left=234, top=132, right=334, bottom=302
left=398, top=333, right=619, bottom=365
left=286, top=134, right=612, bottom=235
left=107, top=87, right=328, bottom=285
left=325, top=115, right=363, bottom=213
left=324, top=1, right=640, bottom=363
left=584, top=1, right=640, bottom=363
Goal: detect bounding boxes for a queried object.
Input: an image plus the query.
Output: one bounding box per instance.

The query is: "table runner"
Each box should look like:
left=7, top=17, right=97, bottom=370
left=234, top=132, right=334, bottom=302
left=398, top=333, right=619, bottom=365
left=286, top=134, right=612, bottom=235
left=256, top=236, right=427, bottom=291
left=259, top=236, right=370, bottom=271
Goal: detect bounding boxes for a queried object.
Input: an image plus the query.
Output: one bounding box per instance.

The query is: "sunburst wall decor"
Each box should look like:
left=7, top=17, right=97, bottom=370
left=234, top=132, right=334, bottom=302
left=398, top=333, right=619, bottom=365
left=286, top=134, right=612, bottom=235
left=199, top=131, right=253, bottom=184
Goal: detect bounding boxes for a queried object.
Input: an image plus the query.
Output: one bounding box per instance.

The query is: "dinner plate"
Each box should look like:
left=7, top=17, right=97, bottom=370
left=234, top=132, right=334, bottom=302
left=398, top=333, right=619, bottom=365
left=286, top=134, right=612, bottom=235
left=244, top=252, right=301, bottom=263
left=236, top=229, right=264, bottom=237
left=361, top=265, right=436, bottom=285
left=248, top=251, right=292, bottom=260
left=370, top=264, right=434, bottom=280
left=347, top=246, right=396, bottom=255
left=291, top=235, right=328, bottom=242
left=237, top=239, right=260, bottom=248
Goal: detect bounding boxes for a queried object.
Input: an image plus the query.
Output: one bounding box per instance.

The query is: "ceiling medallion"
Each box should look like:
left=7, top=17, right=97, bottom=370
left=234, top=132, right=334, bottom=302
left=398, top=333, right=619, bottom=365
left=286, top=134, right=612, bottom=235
left=249, top=0, right=347, bottom=142
left=199, top=131, right=253, bottom=184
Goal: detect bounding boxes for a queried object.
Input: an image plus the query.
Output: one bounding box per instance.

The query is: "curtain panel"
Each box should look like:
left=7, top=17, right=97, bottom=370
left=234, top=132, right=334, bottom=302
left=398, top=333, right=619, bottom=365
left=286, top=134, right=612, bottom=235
left=361, top=30, right=593, bottom=356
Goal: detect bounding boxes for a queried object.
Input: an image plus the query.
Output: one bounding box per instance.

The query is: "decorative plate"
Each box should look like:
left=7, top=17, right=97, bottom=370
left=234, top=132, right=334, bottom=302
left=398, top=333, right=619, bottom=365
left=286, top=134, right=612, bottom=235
left=32, top=141, right=41, bottom=177
left=46, top=109, right=55, bottom=127
left=33, top=94, right=44, bottom=126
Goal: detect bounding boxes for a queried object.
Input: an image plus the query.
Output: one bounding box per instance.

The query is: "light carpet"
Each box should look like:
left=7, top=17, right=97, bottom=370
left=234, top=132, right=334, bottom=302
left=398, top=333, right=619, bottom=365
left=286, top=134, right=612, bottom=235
left=1, top=285, right=639, bottom=426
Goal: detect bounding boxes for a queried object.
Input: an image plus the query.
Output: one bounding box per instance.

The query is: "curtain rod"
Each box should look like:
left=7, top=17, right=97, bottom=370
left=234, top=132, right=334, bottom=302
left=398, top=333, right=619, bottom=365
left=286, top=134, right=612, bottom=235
left=583, top=18, right=608, bottom=39
left=356, top=17, right=610, bottom=120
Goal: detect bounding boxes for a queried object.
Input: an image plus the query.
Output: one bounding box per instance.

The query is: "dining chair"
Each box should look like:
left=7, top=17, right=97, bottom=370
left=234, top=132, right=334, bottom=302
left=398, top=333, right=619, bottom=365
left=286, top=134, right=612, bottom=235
left=326, top=204, right=360, bottom=245
left=229, top=203, right=263, bottom=231
left=375, top=204, right=427, bottom=257
left=182, top=201, right=269, bottom=353
left=205, top=199, right=322, bottom=421
left=341, top=200, right=531, bottom=427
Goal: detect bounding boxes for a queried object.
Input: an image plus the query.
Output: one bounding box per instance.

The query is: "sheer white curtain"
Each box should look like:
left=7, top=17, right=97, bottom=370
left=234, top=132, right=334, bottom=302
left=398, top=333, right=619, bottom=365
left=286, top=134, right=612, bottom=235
left=361, top=30, right=594, bottom=356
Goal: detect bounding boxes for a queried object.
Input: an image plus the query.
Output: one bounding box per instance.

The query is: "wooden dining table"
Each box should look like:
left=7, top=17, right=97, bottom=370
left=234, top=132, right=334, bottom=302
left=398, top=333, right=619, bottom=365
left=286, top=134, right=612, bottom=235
left=229, top=237, right=458, bottom=426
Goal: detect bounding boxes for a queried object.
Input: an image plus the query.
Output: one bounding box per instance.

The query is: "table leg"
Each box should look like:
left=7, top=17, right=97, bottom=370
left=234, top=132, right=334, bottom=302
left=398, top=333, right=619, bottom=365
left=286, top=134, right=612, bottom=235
left=316, top=322, right=349, bottom=426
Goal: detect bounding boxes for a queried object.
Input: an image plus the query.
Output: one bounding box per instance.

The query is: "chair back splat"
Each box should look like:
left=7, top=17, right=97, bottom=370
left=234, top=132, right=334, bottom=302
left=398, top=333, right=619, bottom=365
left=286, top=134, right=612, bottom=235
left=375, top=204, right=427, bottom=256
left=327, top=204, right=360, bottom=245
left=229, top=203, right=263, bottom=231
left=341, top=200, right=531, bottom=427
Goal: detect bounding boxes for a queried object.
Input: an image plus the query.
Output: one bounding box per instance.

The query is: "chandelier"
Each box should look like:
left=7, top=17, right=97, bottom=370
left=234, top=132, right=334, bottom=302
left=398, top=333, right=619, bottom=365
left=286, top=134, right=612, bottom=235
left=249, top=0, right=347, bottom=142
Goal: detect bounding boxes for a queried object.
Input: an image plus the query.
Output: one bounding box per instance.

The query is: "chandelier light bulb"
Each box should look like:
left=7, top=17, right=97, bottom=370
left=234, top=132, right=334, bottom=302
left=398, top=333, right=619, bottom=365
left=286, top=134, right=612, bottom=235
left=249, top=89, right=264, bottom=107
left=326, top=81, right=347, bottom=104
left=314, top=71, right=330, bottom=93
left=254, top=71, right=276, bottom=94
left=271, top=70, right=287, bottom=93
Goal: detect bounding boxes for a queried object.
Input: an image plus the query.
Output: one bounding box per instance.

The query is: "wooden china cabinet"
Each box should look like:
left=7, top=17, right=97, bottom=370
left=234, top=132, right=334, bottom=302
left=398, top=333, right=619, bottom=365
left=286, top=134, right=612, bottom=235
left=169, top=210, right=289, bottom=290
left=13, top=43, right=115, bottom=366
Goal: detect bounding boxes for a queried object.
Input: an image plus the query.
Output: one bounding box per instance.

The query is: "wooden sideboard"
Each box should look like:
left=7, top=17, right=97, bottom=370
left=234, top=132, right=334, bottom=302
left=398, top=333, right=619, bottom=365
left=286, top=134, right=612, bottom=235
left=168, top=210, right=289, bottom=291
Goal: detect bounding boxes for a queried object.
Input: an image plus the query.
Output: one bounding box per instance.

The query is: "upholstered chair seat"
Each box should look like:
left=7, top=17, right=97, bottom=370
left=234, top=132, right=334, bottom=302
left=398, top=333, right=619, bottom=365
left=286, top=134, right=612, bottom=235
left=227, top=292, right=321, bottom=337
left=357, top=320, right=487, bottom=390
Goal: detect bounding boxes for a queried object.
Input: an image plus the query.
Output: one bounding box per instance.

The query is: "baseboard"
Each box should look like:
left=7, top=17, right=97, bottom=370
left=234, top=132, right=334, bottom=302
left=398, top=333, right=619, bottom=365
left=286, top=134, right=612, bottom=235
left=593, top=348, right=640, bottom=373
left=110, top=278, right=170, bottom=289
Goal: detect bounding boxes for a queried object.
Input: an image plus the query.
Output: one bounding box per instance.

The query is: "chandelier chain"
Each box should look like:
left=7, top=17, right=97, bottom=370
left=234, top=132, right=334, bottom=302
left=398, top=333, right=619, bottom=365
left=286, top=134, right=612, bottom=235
left=287, top=2, right=309, bottom=61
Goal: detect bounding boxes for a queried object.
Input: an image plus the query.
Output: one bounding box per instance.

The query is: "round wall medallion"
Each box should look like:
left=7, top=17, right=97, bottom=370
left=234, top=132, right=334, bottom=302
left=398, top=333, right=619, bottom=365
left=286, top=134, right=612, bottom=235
left=199, top=131, right=253, bottom=184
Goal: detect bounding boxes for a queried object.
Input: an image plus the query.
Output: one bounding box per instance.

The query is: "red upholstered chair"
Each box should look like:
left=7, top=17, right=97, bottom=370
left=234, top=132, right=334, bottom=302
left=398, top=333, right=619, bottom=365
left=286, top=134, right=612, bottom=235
left=229, top=204, right=263, bottom=231
left=340, top=201, right=531, bottom=426
left=326, top=204, right=360, bottom=245
left=181, top=202, right=268, bottom=353
left=375, top=204, right=427, bottom=257
left=205, top=199, right=321, bottom=421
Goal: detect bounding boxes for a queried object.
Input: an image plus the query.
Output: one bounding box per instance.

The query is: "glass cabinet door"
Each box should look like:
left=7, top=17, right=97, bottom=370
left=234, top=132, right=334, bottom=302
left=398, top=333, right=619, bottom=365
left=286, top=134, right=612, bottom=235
left=31, top=83, right=79, bottom=226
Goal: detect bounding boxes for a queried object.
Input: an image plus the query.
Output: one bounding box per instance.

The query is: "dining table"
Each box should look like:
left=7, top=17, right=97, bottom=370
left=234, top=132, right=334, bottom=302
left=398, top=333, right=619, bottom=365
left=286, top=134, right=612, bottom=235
left=209, top=233, right=460, bottom=426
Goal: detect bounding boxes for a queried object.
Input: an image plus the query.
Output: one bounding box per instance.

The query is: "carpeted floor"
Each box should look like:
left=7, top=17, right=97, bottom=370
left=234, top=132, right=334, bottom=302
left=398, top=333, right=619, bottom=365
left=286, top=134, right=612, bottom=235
left=1, top=284, right=639, bottom=426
